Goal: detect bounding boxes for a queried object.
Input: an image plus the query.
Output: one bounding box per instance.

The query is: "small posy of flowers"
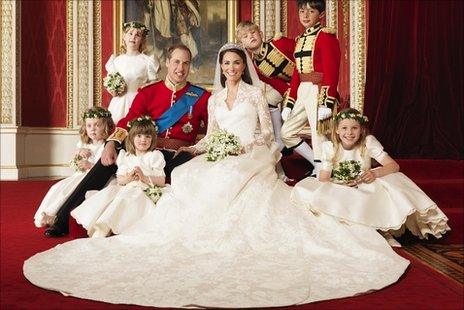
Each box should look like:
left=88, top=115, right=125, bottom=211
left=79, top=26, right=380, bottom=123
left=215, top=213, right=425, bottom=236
left=334, top=111, right=369, bottom=124
left=205, top=129, right=242, bottom=162
left=127, top=115, right=158, bottom=132
left=332, top=160, right=362, bottom=184
left=103, top=72, right=127, bottom=96
left=70, top=154, right=85, bottom=172
left=143, top=184, right=163, bottom=206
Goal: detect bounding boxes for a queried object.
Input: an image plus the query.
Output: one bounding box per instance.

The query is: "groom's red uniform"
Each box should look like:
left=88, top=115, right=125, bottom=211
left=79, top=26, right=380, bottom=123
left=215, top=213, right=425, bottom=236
left=111, top=80, right=209, bottom=149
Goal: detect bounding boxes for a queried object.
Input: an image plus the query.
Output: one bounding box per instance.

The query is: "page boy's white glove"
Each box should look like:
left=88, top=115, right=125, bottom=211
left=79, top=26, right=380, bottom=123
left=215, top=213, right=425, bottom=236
left=318, top=106, right=333, bottom=121
left=281, top=107, right=292, bottom=121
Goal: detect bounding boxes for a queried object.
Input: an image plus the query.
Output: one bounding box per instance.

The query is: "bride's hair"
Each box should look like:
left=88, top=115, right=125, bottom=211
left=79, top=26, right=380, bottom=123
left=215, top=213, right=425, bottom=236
left=218, top=48, right=253, bottom=87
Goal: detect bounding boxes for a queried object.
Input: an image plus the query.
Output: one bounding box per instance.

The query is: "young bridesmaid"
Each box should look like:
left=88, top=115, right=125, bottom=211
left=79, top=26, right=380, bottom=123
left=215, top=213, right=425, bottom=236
left=105, top=21, right=160, bottom=123
left=291, top=108, right=450, bottom=244
left=71, top=116, right=166, bottom=238
left=34, top=107, right=114, bottom=228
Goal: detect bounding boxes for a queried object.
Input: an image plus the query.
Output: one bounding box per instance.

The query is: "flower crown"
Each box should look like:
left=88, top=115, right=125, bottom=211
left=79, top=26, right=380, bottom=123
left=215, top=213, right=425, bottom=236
left=127, top=115, right=158, bottom=132
left=333, top=110, right=369, bottom=124
left=82, top=109, right=112, bottom=120
left=123, top=21, right=149, bottom=36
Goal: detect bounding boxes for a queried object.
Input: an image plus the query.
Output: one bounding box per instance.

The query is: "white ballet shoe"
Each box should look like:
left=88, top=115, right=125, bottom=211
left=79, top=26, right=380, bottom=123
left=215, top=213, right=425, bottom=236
left=381, top=231, right=402, bottom=248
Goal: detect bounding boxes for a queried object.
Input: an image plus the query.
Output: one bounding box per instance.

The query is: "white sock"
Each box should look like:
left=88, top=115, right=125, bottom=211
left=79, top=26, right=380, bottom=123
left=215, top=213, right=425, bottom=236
left=269, top=107, right=284, bottom=151
left=294, top=142, right=316, bottom=165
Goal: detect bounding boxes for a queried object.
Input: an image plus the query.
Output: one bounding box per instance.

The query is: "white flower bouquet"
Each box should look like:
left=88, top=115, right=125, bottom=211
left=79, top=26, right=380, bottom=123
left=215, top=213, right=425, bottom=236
left=103, top=72, right=126, bottom=96
left=205, top=129, right=242, bottom=162
left=143, top=184, right=163, bottom=206
left=332, top=160, right=362, bottom=184
left=70, top=154, right=85, bottom=172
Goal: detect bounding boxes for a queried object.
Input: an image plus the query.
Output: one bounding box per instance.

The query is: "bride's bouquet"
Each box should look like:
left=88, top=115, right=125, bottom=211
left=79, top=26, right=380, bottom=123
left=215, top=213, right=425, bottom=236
left=205, top=129, right=242, bottom=162
left=143, top=184, right=163, bottom=206
left=103, top=72, right=126, bottom=96
left=332, top=160, right=362, bottom=184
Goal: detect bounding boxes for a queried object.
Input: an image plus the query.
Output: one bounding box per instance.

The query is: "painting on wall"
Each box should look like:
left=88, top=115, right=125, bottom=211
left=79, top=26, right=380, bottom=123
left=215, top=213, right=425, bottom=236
left=115, top=0, right=237, bottom=87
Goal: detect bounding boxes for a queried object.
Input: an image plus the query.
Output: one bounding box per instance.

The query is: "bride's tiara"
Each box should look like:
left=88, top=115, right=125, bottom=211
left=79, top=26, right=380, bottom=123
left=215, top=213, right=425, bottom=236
left=219, top=42, right=245, bottom=53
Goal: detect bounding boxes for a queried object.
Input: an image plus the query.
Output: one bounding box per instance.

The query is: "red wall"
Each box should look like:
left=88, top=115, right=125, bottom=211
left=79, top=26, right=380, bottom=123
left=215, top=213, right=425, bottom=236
left=21, top=0, right=67, bottom=127
left=101, top=0, right=114, bottom=108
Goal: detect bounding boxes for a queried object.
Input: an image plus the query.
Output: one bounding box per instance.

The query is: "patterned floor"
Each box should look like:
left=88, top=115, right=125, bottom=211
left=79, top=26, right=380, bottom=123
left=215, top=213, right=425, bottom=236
left=403, top=243, right=464, bottom=285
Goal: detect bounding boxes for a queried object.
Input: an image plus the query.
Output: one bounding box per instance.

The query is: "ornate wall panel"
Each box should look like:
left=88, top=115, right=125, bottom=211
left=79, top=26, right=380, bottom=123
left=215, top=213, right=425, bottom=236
left=349, top=0, right=366, bottom=112
left=1, top=0, right=20, bottom=125
left=67, top=0, right=102, bottom=128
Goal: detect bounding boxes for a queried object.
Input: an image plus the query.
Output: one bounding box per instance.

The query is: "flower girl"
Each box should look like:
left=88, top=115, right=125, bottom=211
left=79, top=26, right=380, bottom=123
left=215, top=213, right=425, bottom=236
left=291, top=108, right=450, bottom=243
left=34, top=107, right=114, bottom=228
left=105, top=21, right=160, bottom=123
left=71, top=116, right=166, bottom=237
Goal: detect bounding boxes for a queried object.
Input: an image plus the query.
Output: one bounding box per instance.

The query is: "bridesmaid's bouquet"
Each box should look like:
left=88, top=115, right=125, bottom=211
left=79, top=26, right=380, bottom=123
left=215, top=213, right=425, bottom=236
left=103, top=72, right=126, bottom=96
left=69, top=154, right=85, bottom=172
left=332, top=160, right=362, bottom=184
left=143, top=184, right=163, bottom=206
left=205, top=129, right=241, bottom=162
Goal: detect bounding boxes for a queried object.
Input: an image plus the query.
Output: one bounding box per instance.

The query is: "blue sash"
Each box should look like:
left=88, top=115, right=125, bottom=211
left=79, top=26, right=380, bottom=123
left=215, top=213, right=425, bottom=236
left=156, top=85, right=205, bottom=133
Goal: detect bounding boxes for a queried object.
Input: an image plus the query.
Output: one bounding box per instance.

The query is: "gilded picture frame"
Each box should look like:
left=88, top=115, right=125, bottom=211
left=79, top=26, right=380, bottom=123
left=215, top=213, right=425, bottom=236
left=113, top=0, right=238, bottom=88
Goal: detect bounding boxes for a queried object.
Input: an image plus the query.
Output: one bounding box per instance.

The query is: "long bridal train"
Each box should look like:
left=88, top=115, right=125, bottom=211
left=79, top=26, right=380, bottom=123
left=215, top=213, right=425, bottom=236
left=24, top=45, right=408, bottom=308
left=24, top=144, right=409, bottom=308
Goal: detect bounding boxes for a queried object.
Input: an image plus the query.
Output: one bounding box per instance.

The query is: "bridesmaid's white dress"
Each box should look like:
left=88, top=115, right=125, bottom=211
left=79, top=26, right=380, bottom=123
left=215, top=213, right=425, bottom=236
left=292, top=136, right=450, bottom=239
left=33, top=141, right=104, bottom=228
left=105, top=53, right=159, bottom=123
left=24, top=82, right=409, bottom=308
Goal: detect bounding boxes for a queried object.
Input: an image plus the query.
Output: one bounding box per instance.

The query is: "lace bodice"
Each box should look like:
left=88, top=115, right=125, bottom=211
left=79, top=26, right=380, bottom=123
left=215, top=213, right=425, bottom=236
left=321, top=135, right=388, bottom=172
left=194, top=81, right=274, bottom=152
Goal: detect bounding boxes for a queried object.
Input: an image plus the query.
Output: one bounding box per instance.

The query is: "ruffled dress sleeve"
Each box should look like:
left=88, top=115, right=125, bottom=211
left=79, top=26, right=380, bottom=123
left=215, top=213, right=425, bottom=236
left=116, top=150, right=130, bottom=176
left=192, top=96, right=220, bottom=153
left=321, top=141, right=336, bottom=172
left=365, top=135, right=388, bottom=163
left=146, top=150, right=166, bottom=177
left=105, top=54, right=117, bottom=74
left=145, top=54, right=160, bottom=81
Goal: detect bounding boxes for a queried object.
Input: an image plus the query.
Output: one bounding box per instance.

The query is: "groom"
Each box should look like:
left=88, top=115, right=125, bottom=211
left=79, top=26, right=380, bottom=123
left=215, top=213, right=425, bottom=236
left=45, top=44, right=210, bottom=237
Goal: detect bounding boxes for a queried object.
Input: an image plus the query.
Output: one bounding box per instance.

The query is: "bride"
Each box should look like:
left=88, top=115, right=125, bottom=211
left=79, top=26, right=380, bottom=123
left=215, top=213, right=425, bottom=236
left=24, top=43, right=409, bottom=308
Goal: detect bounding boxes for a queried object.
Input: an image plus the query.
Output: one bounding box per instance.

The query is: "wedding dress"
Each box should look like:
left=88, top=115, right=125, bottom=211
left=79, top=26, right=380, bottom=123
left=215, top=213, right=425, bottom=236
left=24, top=45, right=409, bottom=308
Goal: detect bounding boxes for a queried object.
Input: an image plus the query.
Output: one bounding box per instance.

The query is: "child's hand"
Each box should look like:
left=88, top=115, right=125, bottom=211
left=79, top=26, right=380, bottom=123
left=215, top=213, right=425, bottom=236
left=358, top=170, right=376, bottom=184
left=77, top=148, right=91, bottom=158
left=77, top=160, right=93, bottom=171
left=107, top=89, right=118, bottom=97
left=133, top=166, right=148, bottom=183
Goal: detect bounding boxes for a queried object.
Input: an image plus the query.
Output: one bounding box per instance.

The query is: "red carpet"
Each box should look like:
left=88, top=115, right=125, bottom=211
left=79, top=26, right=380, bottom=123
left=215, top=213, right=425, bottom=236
left=1, top=160, right=463, bottom=309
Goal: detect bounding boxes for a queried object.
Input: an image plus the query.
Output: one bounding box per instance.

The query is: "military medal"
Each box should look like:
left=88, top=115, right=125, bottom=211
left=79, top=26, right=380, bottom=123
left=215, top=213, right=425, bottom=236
left=182, top=122, right=193, bottom=133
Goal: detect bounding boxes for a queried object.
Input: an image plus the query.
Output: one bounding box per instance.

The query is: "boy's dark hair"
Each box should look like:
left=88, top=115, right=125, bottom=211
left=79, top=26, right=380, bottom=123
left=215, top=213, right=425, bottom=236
left=297, top=0, right=326, bottom=13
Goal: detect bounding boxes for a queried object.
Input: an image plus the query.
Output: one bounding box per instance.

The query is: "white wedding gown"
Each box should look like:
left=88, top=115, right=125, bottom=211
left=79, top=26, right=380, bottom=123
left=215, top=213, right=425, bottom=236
left=24, top=81, right=409, bottom=308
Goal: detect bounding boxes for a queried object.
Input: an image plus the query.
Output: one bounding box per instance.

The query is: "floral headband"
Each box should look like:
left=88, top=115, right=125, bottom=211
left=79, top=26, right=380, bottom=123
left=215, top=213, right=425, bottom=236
left=123, top=21, right=149, bottom=36
left=127, top=115, right=158, bottom=132
left=333, top=110, right=369, bottom=124
left=83, top=109, right=112, bottom=120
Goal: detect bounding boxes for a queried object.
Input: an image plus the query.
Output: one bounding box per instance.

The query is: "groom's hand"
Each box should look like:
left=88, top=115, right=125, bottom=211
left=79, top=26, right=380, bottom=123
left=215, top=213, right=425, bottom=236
left=101, top=141, right=118, bottom=166
left=176, top=146, right=197, bottom=156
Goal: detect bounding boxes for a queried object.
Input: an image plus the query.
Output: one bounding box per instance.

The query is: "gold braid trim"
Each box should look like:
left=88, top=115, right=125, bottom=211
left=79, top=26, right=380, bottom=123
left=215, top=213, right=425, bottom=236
left=107, top=127, right=128, bottom=144
left=317, top=86, right=338, bottom=135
